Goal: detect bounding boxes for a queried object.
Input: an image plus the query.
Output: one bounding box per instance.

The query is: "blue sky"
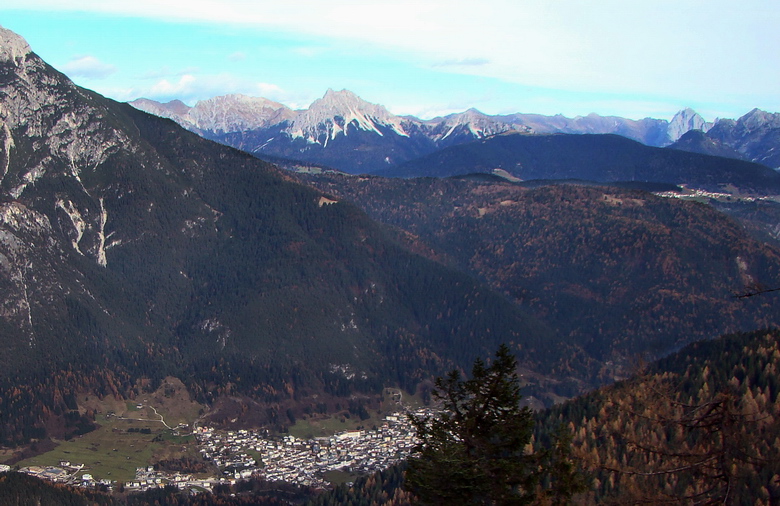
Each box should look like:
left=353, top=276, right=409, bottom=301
left=1, top=1, right=778, bottom=121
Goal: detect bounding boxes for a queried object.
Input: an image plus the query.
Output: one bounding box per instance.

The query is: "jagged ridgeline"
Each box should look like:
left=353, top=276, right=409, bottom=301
left=0, top=28, right=556, bottom=444
left=133, top=91, right=780, bottom=175
left=537, top=329, right=780, bottom=504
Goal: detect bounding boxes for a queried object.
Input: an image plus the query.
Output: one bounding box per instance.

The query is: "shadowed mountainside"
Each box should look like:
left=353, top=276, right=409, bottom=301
left=376, top=132, right=780, bottom=193
left=303, top=173, right=780, bottom=387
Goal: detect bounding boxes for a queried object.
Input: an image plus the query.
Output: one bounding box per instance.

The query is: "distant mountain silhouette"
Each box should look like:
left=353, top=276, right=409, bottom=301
left=376, top=132, right=780, bottom=192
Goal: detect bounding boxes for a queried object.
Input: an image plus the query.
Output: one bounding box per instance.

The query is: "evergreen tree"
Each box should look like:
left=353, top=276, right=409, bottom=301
left=406, top=344, right=585, bottom=505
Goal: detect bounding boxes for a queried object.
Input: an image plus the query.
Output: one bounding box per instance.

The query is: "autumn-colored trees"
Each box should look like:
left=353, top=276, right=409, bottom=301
left=543, top=330, right=780, bottom=504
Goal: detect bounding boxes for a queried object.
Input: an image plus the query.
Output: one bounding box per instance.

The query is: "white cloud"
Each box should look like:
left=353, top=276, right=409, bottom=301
left=254, top=82, right=283, bottom=97
left=60, top=55, right=116, bottom=79
left=149, top=74, right=198, bottom=97
left=227, top=51, right=245, bottom=62
left=5, top=0, right=780, bottom=110
left=104, top=71, right=293, bottom=106
left=291, top=46, right=327, bottom=58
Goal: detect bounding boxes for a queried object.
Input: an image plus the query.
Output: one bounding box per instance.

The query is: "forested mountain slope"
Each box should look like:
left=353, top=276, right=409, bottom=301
left=377, top=132, right=780, bottom=193
left=0, top=27, right=558, bottom=444
left=540, top=329, right=780, bottom=504
left=310, top=330, right=780, bottom=505
left=303, top=174, right=780, bottom=386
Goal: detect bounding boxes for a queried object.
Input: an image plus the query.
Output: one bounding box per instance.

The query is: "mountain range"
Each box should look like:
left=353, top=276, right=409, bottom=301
left=670, top=108, right=780, bottom=169
left=2, top=23, right=780, bottom=461
left=131, top=92, right=780, bottom=174
left=0, top=26, right=559, bottom=443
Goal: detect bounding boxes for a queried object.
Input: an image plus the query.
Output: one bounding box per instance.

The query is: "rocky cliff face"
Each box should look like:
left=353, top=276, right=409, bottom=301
left=667, top=109, right=780, bottom=169
left=667, top=108, right=712, bottom=142
left=0, top=27, right=119, bottom=357
left=132, top=94, right=295, bottom=135
left=0, top=25, right=216, bottom=371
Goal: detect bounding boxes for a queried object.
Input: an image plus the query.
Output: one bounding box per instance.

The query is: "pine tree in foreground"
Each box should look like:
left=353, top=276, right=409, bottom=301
left=406, top=344, right=587, bottom=505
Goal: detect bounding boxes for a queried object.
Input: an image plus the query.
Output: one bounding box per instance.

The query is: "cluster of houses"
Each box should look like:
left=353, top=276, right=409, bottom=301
left=9, top=409, right=435, bottom=493
left=124, top=466, right=212, bottom=492
left=196, top=409, right=431, bottom=488
left=17, top=462, right=218, bottom=493
left=654, top=187, right=771, bottom=202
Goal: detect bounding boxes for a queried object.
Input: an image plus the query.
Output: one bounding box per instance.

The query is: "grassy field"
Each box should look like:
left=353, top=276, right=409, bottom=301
left=17, top=383, right=422, bottom=483
left=19, top=416, right=168, bottom=482
left=287, top=388, right=424, bottom=440
left=322, top=469, right=359, bottom=486
left=17, top=377, right=205, bottom=483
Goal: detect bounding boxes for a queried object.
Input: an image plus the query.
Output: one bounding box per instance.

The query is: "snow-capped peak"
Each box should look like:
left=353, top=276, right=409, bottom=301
left=289, top=89, right=408, bottom=144
left=444, top=108, right=491, bottom=124
left=0, top=26, right=32, bottom=65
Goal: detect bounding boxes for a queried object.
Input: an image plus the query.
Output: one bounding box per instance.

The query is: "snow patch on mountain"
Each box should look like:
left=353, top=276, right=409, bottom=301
left=131, top=88, right=780, bottom=174
left=0, top=34, right=136, bottom=267
left=1, top=123, right=13, bottom=183
left=289, top=89, right=409, bottom=144
left=435, top=108, right=520, bottom=140
left=56, top=198, right=88, bottom=256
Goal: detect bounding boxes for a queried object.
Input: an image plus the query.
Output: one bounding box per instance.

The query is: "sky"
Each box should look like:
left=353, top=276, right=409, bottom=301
left=0, top=1, right=778, bottom=121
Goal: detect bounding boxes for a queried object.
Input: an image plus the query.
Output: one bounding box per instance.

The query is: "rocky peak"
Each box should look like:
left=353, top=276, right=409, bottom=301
left=439, top=108, right=516, bottom=139
left=738, top=108, right=780, bottom=132
left=189, top=94, right=294, bottom=133
left=0, top=27, right=137, bottom=267
left=667, top=108, right=712, bottom=142
left=290, top=89, right=408, bottom=142
left=445, top=108, right=491, bottom=124
left=158, top=99, right=191, bottom=116
left=129, top=98, right=192, bottom=125
left=304, top=89, right=399, bottom=125
left=0, top=25, right=31, bottom=66
left=318, top=88, right=366, bottom=108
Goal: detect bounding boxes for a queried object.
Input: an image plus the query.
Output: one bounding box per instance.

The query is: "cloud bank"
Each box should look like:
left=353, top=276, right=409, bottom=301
left=6, top=0, right=776, bottom=104
left=60, top=55, right=116, bottom=79
left=2, top=0, right=778, bottom=118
